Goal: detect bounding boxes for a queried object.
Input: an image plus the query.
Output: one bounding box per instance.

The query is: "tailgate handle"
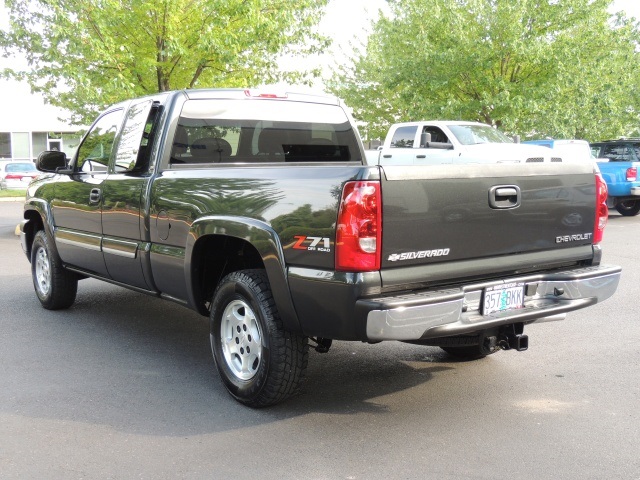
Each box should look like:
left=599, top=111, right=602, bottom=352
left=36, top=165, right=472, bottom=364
left=489, top=185, right=521, bottom=209
left=89, top=188, right=102, bottom=204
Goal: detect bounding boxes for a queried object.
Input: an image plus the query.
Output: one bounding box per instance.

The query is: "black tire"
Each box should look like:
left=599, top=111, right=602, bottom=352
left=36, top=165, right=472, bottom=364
left=210, top=269, right=308, bottom=407
left=615, top=200, right=640, bottom=216
left=439, top=334, right=500, bottom=360
left=31, top=230, right=78, bottom=310
left=440, top=345, right=496, bottom=360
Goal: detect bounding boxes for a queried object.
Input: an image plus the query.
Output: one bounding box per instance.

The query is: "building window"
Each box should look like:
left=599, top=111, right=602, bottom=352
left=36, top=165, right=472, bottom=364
left=0, top=133, right=10, bottom=158
left=32, top=132, right=48, bottom=157
left=11, top=132, right=31, bottom=160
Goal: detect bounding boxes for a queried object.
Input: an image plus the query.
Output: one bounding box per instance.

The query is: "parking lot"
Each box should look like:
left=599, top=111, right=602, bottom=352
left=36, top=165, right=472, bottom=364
left=0, top=199, right=638, bottom=480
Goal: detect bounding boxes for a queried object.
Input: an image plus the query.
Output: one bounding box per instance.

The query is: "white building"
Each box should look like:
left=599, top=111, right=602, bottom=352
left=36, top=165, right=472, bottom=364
left=0, top=78, right=83, bottom=162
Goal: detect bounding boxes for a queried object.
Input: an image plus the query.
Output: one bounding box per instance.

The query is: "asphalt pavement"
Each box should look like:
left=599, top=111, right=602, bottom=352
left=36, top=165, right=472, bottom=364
left=0, top=201, right=638, bottom=480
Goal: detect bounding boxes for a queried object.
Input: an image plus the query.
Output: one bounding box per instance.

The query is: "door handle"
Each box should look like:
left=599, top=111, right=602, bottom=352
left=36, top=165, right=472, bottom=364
left=382, top=154, right=392, bottom=158
left=489, top=185, right=521, bottom=209
left=89, top=188, right=102, bottom=204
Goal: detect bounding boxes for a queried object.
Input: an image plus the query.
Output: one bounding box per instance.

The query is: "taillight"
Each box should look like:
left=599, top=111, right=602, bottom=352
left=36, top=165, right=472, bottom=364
left=4, top=174, right=22, bottom=180
left=626, top=167, right=637, bottom=182
left=594, top=173, right=608, bottom=244
left=335, top=181, right=382, bottom=271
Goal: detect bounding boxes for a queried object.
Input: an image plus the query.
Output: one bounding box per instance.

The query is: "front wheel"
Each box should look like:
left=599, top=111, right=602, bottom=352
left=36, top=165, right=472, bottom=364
left=31, top=230, right=78, bottom=309
left=210, top=269, right=308, bottom=407
left=615, top=200, right=640, bottom=216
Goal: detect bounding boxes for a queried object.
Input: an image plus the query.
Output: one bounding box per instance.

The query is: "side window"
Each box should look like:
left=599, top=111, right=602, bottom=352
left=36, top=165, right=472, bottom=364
left=113, top=100, right=156, bottom=173
left=422, top=127, right=449, bottom=144
left=76, top=109, right=124, bottom=172
left=390, top=126, right=417, bottom=148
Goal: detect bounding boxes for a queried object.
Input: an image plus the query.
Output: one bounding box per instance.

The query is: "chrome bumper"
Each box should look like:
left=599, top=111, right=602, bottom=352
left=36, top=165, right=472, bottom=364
left=362, top=264, right=621, bottom=341
left=630, top=187, right=640, bottom=196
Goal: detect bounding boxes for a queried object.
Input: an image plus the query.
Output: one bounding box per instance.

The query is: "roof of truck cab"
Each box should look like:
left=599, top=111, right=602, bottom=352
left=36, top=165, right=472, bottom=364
left=182, top=88, right=341, bottom=105
left=524, top=139, right=589, bottom=146
left=391, top=120, right=492, bottom=127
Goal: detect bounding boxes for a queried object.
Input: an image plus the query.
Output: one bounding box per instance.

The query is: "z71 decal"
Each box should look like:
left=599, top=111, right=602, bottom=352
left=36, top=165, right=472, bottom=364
left=292, top=236, right=332, bottom=253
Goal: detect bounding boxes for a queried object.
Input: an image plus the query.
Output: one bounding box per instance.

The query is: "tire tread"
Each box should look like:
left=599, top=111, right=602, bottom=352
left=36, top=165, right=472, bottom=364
left=211, top=269, right=308, bottom=407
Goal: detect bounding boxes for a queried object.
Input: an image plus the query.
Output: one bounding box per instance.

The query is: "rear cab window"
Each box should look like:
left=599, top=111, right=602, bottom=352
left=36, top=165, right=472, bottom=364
left=593, top=142, right=640, bottom=162
left=167, top=99, right=362, bottom=166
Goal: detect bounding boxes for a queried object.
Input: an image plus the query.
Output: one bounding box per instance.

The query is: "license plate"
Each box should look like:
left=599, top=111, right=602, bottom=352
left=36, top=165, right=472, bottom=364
left=482, top=282, right=525, bottom=315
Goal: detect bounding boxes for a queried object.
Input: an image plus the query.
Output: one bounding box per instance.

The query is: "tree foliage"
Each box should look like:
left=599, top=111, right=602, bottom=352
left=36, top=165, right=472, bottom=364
left=329, top=0, right=640, bottom=141
left=0, top=0, right=329, bottom=124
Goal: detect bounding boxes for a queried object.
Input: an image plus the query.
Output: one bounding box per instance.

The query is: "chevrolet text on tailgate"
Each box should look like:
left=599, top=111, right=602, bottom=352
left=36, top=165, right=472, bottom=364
left=20, top=88, right=621, bottom=407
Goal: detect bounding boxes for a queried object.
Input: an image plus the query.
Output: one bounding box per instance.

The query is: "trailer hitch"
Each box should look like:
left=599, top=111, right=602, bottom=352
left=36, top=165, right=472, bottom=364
left=497, top=323, right=528, bottom=351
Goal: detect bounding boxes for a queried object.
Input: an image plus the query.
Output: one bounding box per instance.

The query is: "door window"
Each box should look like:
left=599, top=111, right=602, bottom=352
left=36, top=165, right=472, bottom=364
left=75, top=109, right=124, bottom=172
left=390, top=126, right=417, bottom=148
left=113, top=100, right=157, bottom=173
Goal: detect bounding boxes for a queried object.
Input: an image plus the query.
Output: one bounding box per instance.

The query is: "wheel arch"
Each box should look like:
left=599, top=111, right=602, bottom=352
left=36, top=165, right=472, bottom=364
left=21, top=200, right=54, bottom=261
left=185, top=216, right=301, bottom=333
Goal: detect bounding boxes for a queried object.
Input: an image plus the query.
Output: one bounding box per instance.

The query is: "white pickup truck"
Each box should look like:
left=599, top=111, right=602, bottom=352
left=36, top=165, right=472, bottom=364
left=367, top=120, right=562, bottom=165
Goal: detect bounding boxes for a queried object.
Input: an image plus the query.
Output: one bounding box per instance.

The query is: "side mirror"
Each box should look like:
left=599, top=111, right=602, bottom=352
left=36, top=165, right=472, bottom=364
left=36, top=150, right=68, bottom=173
left=420, top=132, right=432, bottom=148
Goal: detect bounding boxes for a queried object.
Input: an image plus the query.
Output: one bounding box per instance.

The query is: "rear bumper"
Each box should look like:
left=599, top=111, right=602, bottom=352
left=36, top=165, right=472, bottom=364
left=359, top=264, right=621, bottom=341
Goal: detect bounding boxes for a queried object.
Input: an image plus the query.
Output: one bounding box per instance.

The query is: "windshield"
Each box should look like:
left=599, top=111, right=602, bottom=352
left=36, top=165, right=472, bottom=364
left=448, top=125, right=513, bottom=145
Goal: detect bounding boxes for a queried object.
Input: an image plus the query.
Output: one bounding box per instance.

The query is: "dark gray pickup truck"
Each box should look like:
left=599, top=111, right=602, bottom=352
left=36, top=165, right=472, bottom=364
left=20, top=88, right=621, bottom=407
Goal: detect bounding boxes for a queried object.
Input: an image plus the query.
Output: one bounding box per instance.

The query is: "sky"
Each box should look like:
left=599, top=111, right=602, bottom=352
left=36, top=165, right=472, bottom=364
left=0, top=0, right=639, bottom=130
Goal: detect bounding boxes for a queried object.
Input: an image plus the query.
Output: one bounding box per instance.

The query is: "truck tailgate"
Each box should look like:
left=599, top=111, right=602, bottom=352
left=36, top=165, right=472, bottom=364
left=379, top=163, right=597, bottom=284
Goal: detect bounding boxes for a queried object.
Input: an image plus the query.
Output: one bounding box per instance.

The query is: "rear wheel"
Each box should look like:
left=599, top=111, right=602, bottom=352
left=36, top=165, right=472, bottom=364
left=437, top=334, right=500, bottom=361
left=31, top=230, right=78, bottom=310
left=210, top=269, right=308, bottom=407
left=440, top=344, right=498, bottom=360
left=615, top=200, right=640, bottom=216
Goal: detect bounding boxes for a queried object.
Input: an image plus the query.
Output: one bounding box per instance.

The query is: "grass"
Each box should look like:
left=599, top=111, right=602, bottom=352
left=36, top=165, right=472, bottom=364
left=0, top=189, right=27, bottom=198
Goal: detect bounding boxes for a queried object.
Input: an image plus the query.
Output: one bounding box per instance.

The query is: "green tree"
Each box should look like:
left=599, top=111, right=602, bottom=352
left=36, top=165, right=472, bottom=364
left=329, top=0, right=640, bottom=141
left=0, top=0, right=329, bottom=124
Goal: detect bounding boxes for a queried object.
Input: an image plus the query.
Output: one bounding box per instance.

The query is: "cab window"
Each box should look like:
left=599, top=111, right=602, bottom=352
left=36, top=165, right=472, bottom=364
left=390, top=126, right=417, bottom=148
left=113, top=100, right=159, bottom=173
left=75, top=109, right=124, bottom=172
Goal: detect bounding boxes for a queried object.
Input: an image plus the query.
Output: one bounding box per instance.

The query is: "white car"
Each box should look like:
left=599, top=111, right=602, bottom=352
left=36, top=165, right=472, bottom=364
left=0, top=160, right=40, bottom=189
